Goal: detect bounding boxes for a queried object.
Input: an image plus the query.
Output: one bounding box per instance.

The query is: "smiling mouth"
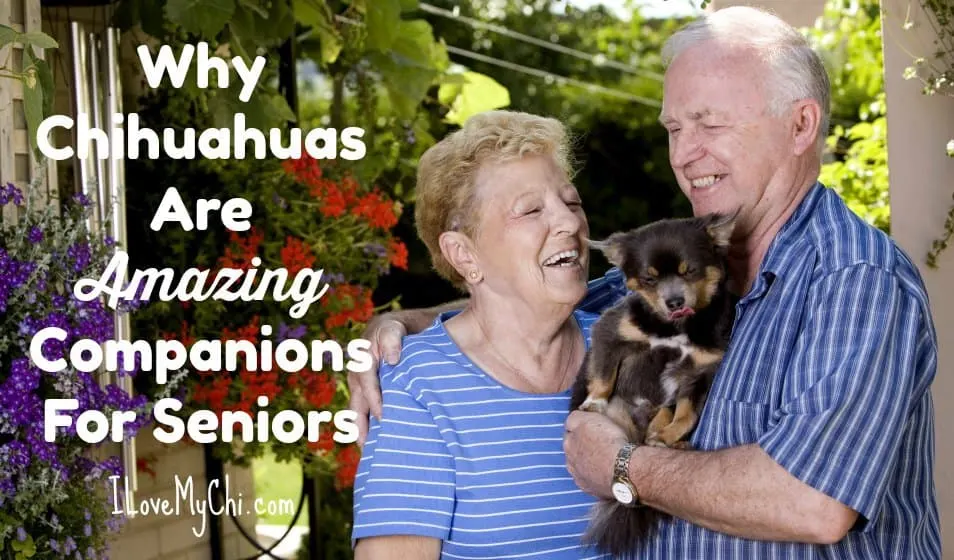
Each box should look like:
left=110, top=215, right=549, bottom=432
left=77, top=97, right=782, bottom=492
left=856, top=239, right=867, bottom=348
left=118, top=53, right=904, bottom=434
left=542, top=249, right=580, bottom=268
left=690, top=175, right=726, bottom=189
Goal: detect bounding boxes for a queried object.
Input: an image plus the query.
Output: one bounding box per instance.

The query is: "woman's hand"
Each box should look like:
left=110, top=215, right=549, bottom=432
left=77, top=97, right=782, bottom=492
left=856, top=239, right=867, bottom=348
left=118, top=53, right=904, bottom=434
left=563, top=410, right=629, bottom=500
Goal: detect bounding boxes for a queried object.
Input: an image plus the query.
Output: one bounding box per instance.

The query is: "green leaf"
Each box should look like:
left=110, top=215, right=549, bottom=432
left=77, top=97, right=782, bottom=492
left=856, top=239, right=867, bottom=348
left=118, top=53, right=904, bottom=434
left=439, top=71, right=510, bottom=126
left=238, top=0, right=268, bottom=18
left=165, top=0, right=236, bottom=38
left=11, top=535, right=35, bottom=556
left=230, top=0, right=294, bottom=48
left=947, top=139, right=954, bottom=158
left=366, top=0, right=401, bottom=52
left=21, top=48, right=45, bottom=158
left=20, top=31, right=58, bottom=49
left=295, top=0, right=342, bottom=64
left=399, top=0, right=419, bottom=11
left=266, top=94, right=298, bottom=124
left=367, top=19, right=446, bottom=117
left=0, top=24, right=19, bottom=50
left=34, top=56, right=54, bottom=119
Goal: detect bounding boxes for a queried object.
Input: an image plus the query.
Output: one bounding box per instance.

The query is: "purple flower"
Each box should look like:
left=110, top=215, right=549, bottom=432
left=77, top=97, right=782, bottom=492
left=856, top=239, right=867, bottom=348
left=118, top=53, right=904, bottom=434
left=16, top=527, right=26, bottom=542
left=362, top=243, right=388, bottom=258
left=67, top=242, right=92, bottom=272
left=278, top=323, right=307, bottom=341
left=72, top=192, right=93, bottom=207
left=27, top=225, right=43, bottom=243
left=325, top=272, right=345, bottom=284
left=0, top=249, right=36, bottom=313
left=0, top=182, right=24, bottom=206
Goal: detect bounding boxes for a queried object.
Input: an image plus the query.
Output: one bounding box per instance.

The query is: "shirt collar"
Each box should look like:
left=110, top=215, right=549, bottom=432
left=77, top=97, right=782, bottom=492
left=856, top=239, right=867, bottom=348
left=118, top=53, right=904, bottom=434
left=741, top=181, right=825, bottom=302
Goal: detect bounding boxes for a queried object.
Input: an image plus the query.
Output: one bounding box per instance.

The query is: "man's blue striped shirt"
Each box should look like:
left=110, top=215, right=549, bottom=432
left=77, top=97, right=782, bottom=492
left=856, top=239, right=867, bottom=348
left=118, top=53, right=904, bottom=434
left=582, top=183, right=940, bottom=558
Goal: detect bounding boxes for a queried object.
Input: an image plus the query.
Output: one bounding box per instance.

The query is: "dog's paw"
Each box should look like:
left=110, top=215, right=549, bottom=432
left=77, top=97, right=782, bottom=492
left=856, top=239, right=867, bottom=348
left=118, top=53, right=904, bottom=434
left=645, top=434, right=668, bottom=448
left=579, top=397, right=608, bottom=413
left=670, top=440, right=692, bottom=450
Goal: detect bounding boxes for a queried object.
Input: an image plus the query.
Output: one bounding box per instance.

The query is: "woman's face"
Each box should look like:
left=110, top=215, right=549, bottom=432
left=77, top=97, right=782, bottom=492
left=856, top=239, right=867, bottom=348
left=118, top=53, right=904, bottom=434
left=469, top=154, right=589, bottom=309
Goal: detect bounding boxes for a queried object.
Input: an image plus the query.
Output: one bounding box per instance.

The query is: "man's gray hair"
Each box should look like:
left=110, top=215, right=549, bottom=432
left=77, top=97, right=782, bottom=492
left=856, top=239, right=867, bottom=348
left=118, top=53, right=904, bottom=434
left=662, top=6, right=831, bottom=157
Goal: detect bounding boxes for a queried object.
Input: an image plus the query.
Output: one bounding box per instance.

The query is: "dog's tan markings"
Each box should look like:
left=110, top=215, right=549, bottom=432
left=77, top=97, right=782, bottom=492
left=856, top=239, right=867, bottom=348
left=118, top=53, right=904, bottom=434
left=616, top=316, right=647, bottom=343
left=694, top=265, right=723, bottom=308
left=678, top=261, right=688, bottom=275
left=579, top=359, right=614, bottom=413
left=626, top=278, right=640, bottom=292
left=690, top=347, right=723, bottom=367
left=646, top=407, right=673, bottom=440
left=651, top=397, right=699, bottom=447
left=647, top=266, right=659, bottom=277
left=606, top=397, right=641, bottom=442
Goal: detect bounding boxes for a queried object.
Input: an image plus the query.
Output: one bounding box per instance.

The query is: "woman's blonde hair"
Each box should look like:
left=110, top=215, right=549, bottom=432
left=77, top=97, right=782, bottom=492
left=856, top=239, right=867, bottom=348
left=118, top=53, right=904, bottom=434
left=415, top=110, right=575, bottom=287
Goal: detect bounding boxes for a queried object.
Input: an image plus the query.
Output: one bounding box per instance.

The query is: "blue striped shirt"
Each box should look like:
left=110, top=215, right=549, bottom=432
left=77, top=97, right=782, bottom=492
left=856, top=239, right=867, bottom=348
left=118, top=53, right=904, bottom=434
left=352, top=310, right=612, bottom=559
left=582, top=183, right=941, bottom=558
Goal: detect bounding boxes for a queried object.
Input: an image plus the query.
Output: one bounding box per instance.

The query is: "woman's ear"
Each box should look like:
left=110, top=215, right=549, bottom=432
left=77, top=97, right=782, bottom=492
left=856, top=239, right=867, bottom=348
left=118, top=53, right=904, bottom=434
left=439, top=231, right=481, bottom=283
left=791, top=98, right=822, bottom=156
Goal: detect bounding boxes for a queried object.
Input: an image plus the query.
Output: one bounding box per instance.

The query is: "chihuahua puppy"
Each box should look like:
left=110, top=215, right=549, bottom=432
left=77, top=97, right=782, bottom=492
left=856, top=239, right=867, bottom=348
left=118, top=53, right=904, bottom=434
left=569, top=212, right=737, bottom=557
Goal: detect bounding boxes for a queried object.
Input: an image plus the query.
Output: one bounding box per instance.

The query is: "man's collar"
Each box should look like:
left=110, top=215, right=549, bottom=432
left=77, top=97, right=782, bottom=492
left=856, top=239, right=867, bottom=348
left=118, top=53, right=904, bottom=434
left=741, top=181, right=825, bottom=302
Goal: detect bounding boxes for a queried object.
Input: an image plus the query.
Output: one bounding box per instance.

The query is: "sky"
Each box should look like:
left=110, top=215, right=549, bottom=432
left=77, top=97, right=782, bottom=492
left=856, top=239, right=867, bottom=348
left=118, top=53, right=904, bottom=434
left=561, top=0, right=702, bottom=19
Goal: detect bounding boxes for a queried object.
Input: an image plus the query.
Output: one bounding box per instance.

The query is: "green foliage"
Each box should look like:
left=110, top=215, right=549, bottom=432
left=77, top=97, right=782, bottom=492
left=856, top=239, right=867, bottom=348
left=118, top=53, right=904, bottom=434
left=116, top=0, right=297, bottom=130
left=808, top=0, right=890, bottom=233
left=819, top=95, right=889, bottom=232
left=420, top=1, right=687, bottom=242
left=0, top=25, right=58, bottom=158
left=165, top=0, right=236, bottom=37
left=438, top=71, right=512, bottom=126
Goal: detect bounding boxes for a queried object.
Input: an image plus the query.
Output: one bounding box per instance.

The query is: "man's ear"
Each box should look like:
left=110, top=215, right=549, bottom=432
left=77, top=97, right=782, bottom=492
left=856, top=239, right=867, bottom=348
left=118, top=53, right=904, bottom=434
left=791, top=98, right=823, bottom=157
left=587, top=232, right=629, bottom=268
left=439, top=231, right=479, bottom=280
left=703, top=210, right=738, bottom=248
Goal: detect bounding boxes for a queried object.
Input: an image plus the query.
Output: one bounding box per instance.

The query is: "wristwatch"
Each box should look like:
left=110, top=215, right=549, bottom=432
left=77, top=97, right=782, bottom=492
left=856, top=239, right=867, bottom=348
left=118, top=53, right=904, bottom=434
left=611, top=442, right=641, bottom=508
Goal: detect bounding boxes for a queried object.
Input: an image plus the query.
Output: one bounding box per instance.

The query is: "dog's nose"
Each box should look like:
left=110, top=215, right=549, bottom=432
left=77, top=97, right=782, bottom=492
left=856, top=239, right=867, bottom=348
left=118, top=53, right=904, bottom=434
left=665, top=296, right=685, bottom=310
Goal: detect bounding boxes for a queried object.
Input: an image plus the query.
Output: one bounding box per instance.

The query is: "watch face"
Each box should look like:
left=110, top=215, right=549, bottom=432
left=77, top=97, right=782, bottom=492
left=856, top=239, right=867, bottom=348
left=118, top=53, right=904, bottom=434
left=612, top=481, right=634, bottom=504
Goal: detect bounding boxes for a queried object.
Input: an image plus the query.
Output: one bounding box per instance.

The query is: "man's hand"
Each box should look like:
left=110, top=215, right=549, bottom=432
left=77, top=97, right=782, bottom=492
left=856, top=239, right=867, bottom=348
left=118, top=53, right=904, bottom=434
left=563, top=410, right=628, bottom=499
left=349, top=315, right=406, bottom=446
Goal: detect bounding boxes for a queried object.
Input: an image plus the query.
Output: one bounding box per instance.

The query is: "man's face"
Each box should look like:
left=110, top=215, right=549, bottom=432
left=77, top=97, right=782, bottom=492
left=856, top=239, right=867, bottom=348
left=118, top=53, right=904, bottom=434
left=660, top=43, right=794, bottom=228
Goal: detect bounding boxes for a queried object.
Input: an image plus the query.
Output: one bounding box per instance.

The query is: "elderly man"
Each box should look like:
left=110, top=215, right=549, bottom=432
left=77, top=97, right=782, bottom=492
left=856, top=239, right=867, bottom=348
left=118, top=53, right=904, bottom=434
left=349, top=6, right=940, bottom=558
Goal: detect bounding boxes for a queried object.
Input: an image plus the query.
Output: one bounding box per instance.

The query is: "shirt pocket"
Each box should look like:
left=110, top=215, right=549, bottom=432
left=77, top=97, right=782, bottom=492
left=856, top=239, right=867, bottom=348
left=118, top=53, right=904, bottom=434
left=691, top=397, right=771, bottom=449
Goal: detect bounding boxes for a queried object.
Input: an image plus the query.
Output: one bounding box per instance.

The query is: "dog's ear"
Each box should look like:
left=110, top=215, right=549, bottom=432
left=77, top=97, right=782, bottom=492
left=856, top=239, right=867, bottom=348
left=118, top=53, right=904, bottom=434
left=587, top=232, right=629, bottom=268
left=702, top=210, right=739, bottom=248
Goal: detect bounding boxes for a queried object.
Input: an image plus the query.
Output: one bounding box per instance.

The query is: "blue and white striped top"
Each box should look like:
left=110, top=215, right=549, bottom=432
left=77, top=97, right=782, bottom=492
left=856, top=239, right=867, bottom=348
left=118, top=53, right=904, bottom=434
left=352, top=310, right=611, bottom=559
left=583, top=183, right=941, bottom=559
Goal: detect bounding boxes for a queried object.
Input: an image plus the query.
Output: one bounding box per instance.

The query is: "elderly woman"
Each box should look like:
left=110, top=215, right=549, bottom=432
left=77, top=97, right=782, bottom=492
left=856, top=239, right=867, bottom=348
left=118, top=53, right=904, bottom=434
left=351, top=111, right=607, bottom=559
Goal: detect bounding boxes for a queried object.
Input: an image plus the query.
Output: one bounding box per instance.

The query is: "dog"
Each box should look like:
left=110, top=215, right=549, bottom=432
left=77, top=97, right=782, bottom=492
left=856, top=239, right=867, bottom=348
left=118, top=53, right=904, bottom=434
left=569, top=212, right=737, bottom=557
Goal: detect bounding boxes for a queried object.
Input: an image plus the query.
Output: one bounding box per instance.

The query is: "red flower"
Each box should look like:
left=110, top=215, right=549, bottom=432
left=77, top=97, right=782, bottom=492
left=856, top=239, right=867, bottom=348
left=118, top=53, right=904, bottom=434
left=335, top=445, right=362, bottom=489
left=218, top=228, right=264, bottom=270
left=307, top=425, right=336, bottom=454
left=300, top=370, right=337, bottom=409
left=280, top=236, right=316, bottom=275
left=352, top=192, right=399, bottom=229
left=283, top=153, right=323, bottom=186
left=324, top=285, right=374, bottom=331
left=388, top=239, right=408, bottom=270
left=318, top=183, right=347, bottom=217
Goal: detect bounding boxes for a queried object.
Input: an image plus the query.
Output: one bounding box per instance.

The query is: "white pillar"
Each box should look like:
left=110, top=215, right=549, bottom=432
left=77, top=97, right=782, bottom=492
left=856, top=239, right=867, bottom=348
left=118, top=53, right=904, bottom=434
left=882, top=0, right=954, bottom=552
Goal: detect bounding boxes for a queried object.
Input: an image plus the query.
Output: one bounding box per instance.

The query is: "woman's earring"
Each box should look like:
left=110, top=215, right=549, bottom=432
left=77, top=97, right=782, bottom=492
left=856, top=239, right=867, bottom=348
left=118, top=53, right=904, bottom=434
left=469, top=270, right=480, bottom=281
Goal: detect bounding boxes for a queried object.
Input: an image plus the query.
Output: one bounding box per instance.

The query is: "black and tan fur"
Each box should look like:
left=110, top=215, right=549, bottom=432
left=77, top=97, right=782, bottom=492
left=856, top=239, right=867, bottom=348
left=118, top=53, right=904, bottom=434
left=569, top=212, right=737, bottom=557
